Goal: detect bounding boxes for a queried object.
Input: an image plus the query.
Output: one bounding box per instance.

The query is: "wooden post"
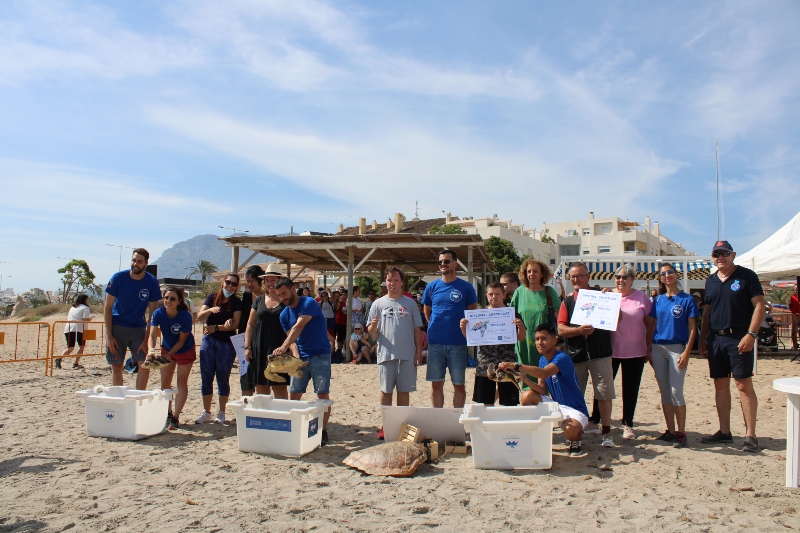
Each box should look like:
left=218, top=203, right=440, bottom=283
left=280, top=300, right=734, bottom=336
left=231, top=246, right=240, bottom=273
left=481, top=261, right=487, bottom=307
left=284, top=260, right=291, bottom=279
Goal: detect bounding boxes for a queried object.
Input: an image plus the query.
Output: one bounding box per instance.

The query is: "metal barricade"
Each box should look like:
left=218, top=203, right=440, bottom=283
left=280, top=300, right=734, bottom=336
left=0, top=322, right=52, bottom=375
left=49, top=321, right=106, bottom=377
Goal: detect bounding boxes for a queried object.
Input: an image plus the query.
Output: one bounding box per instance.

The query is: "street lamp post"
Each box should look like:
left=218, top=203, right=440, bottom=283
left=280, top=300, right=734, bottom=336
left=0, top=274, right=11, bottom=292
left=219, top=225, right=250, bottom=272
left=106, top=244, right=134, bottom=271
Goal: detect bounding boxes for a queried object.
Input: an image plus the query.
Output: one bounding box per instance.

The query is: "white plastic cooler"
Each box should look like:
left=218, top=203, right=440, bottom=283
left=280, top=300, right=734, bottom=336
left=460, top=403, right=563, bottom=469
left=228, top=395, right=333, bottom=457
left=75, top=385, right=177, bottom=440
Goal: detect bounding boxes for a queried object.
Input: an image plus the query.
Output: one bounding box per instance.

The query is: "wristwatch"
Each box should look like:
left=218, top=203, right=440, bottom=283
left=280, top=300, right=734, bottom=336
left=514, top=363, right=521, bottom=372
left=746, top=331, right=757, bottom=339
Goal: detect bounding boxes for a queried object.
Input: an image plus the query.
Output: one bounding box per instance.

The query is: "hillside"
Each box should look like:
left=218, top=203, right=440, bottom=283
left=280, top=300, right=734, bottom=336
left=151, top=234, right=273, bottom=278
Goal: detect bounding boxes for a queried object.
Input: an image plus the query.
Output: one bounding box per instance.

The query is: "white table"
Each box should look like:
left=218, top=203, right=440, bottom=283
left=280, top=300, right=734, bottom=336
left=773, top=377, right=800, bottom=488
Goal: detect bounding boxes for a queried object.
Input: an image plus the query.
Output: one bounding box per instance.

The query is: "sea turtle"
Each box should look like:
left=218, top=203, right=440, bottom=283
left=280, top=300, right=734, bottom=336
left=343, top=441, right=428, bottom=477
left=487, top=362, right=523, bottom=391
left=263, top=354, right=308, bottom=383
left=141, top=355, right=171, bottom=370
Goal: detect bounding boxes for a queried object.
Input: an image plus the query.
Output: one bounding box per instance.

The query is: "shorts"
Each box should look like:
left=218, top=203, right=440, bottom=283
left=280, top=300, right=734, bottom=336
left=708, top=332, right=754, bottom=379
left=290, top=353, right=331, bottom=395
left=65, top=331, right=84, bottom=348
left=162, top=346, right=196, bottom=366
left=426, top=344, right=468, bottom=385
left=541, top=396, right=589, bottom=428
left=379, top=359, right=417, bottom=393
left=106, top=325, right=147, bottom=365
left=473, top=375, right=519, bottom=406
left=573, top=357, right=616, bottom=401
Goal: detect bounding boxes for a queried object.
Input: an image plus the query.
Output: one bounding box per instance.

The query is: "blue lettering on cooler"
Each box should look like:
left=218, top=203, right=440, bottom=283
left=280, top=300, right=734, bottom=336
left=245, top=416, right=292, bottom=432
left=308, top=417, right=319, bottom=438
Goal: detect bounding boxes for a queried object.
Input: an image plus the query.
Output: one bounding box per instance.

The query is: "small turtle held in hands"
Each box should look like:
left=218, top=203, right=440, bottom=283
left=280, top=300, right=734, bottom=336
left=343, top=441, right=428, bottom=477
left=263, top=354, right=308, bottom=383
left=487, top=362, right=523, bottom=391
left=141, top=355, right=171, bottom=370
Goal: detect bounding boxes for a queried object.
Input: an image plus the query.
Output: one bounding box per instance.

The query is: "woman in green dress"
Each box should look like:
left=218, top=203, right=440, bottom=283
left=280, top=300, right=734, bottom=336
left=511, top=258, right=561, bottom=398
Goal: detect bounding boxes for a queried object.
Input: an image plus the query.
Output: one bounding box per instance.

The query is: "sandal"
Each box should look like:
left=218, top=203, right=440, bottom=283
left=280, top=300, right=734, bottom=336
left=72, top=363, right=85, bottom=369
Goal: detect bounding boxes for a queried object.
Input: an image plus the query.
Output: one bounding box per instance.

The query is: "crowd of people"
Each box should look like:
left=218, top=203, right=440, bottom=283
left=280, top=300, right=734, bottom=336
left=56, top=239, right=775, bottom=454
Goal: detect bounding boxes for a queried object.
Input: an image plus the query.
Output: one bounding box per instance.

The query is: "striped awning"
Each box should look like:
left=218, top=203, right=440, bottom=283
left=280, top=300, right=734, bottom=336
left=568, top=260, right=713, bottom=281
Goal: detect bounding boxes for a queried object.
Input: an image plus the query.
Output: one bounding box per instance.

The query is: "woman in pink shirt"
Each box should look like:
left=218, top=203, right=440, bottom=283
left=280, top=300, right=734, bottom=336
left=611, top=265, right=655, bottom=440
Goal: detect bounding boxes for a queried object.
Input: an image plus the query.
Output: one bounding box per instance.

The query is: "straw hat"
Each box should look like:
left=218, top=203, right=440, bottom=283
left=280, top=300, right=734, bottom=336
left=259, top=263, right=284, bottom=278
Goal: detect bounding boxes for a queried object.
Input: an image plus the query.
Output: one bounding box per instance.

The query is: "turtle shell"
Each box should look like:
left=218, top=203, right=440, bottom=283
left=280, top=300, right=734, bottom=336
left=343, top=441, right=427, bottom=477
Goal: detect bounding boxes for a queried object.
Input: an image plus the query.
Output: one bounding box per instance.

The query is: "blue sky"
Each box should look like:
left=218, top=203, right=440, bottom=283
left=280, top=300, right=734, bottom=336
left=2, top=0, right=799, bottom=293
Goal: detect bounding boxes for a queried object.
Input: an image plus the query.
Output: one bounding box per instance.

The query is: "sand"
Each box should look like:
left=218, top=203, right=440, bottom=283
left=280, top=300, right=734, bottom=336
left=1, top=336, right=800, bottom=531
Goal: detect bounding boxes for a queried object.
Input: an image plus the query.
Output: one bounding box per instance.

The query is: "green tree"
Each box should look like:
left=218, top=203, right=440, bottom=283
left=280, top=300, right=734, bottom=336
left=485, top=236, right=522, bottom=275
left=189, top=260, right=219, bottom=283
left=428, top=224, right=467, bottom=235
left=58, top=259, right=97, bottom=303
left=767, top=288, right=790, bottom=305
left=355, top=276, right=380, bottom=296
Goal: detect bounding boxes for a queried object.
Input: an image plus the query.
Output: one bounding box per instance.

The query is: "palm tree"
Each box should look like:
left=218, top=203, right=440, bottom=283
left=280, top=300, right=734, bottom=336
left=189, top=260, right=219, bottom=284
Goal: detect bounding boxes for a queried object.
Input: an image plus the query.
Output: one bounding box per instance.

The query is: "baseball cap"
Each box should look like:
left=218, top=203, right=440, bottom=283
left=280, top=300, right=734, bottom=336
left=712, top=240, right=734, bottom=253
left=353, top=323, right=363, bottom=329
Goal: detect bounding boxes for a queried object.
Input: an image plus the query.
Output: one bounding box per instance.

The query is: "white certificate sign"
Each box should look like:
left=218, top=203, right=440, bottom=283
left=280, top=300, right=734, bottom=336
left=464, top=307, right=516, bottom=346
left=570, top=291, right=622, bottom=331
left=230, top=333, right=249, bottom=377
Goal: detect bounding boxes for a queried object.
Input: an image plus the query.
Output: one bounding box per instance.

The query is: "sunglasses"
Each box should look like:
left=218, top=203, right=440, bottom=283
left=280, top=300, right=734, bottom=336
left=224, top=280, right=239, bottom=287
left=659, top=270, right=676, bottom=277
left=569, top=273, right=588, bottom=280
left=354, top=328, right=363, bottom=331
left=438, top=259, right=452, bottom=265
left=712, top=251, right=732, bottom=258
left=164, top=296, right=178, bottom=301
left=615, top=275, right=631, bottom=280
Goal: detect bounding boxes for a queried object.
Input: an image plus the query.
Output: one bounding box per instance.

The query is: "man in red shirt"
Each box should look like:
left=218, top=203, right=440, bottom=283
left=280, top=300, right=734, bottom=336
left=790, top=283, right=799, bottom=351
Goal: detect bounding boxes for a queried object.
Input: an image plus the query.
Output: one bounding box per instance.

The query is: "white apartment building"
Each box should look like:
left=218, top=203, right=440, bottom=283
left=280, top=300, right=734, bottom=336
left=546, top=212, right=694, bottom=259
left=448, top=213, right=558, bottom=266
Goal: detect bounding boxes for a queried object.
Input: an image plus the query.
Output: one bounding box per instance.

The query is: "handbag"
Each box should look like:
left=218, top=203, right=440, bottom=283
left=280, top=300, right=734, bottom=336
left=544, top=286, right=557, bottom=328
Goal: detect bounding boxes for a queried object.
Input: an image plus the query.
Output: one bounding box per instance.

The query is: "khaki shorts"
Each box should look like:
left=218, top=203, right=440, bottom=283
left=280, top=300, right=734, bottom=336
left=574, top=357, right=616, bottom=401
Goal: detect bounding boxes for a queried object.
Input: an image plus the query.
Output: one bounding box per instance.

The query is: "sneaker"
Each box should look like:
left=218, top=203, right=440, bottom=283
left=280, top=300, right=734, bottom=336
left=622, top=425, right=636, bottom=440
left=742, top=436, right=758, bottom=453
left=214, top=411, right=226, bottom=424
left=601, top=432, right=615, bottom=448
left=568, top=441, right=586, bottom=457
left=656, top=430, right=676, bottom=442
left=195, top=410, right=214, bottom=424
left=377, top=427, right=385, bottom=440
left=673, top=432, right=688, bottom=448
left=54, top=358, right=62, bottom=369
left=700, top=430, right=733, bottom=444
left=168, top=417, right=180, bottom=430
left=321, top=429, right=329, bottom=446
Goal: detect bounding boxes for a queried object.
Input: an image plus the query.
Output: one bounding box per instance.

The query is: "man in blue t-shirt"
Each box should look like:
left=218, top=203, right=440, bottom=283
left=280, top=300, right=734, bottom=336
left=274, top=277, right=332, bottom=445
left=104, top=248, right=162, bottom=389
left=500, top=323, right=590, bottom=457
left=422, top=249, right=478, bottom=408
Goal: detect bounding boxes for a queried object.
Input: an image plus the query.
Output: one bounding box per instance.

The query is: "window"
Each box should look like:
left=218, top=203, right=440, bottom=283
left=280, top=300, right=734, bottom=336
left=595, top=223, right=612, bottom=235
left=582, top=228, right=590, bottom=236
left=598, top=246, right=611, bottom=254
left=582, top=249, right=590, bottom=255
left=550, top=259, right=556, bottom=265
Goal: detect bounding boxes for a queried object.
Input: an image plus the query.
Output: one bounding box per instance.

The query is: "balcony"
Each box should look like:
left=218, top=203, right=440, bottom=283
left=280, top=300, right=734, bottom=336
left=556, top=234, right=581, bottom=246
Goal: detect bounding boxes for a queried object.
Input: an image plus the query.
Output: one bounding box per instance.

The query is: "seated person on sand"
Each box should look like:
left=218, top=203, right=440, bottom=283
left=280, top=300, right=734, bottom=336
left=349, top=323, right=371, bottom=364
left=498, top=323, right=590, bottom=457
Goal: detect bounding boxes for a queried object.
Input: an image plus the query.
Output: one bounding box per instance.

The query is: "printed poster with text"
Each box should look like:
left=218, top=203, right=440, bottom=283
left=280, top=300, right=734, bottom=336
left=570, top=291, right=622, bottom=331
left=464, top=307, right=516, bottom=346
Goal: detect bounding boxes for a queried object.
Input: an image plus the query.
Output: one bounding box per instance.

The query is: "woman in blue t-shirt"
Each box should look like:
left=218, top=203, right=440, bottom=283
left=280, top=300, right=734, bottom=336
left=147, top=286, right=196, bottom=430
left=650, top=263, right=699, bottom=449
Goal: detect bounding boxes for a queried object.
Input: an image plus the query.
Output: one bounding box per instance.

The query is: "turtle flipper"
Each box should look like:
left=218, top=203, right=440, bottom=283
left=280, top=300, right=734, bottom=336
left=264, top=369, right=287, bottom=383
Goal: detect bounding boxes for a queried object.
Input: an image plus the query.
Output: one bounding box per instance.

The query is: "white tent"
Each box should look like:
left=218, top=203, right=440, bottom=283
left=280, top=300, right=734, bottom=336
left=737, top=212, right=800, bottom=281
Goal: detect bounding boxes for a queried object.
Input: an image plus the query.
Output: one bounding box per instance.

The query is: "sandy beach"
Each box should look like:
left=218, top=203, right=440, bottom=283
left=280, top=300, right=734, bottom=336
left=1, top=329, right=800, bottom=532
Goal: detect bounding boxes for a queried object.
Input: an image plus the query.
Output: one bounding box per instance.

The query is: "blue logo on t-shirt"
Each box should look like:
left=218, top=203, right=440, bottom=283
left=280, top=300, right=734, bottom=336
left=139, top=289, right=150, bottom=301
left=450, top=290, right=463, bottom=302
left=731, top=280, right=741, bottom=292
left=671, top=305, right=684, bottom=318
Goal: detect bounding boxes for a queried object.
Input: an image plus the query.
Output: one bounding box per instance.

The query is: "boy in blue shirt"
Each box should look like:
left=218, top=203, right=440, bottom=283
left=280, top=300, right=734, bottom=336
left=500, top=323, right=589, bottom=457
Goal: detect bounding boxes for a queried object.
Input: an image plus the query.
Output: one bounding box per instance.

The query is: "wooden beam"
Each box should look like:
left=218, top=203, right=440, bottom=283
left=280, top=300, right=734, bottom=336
left=236, top=250, right=260, bottom=273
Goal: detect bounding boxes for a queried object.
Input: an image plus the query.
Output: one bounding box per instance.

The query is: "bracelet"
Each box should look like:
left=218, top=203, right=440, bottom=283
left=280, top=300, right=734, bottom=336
left=515, top=363, right=521, bottom=372
left=244, top=346, right=251, bottom=350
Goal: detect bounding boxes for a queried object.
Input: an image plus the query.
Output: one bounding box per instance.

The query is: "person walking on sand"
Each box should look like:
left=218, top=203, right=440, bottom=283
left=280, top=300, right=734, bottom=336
left=104, top=248, right=162, bottom=389
left=368, top=267, right=424, bottom=439
left=56, top=293, right=93, bottom=370
left=650, top=263, right=700, bottom=448
left=273, top=277, right=333, bottom=445
left=422, top=249, right=478, bottom=408
left=699, top=241, right=765, bottom=453
left=147, top=287, right=196, bottom=430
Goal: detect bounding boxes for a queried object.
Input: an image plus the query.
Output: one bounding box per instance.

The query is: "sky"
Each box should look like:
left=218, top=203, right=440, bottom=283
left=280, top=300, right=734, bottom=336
left=2, top=0, right=799, bottom=294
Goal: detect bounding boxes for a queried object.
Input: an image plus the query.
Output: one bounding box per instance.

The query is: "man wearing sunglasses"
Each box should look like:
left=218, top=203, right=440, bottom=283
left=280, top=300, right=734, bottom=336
left=104, top=248, right=162, bottom=389
left=422, top=249, right=478, bottom=408
left=699, top=240, right=765, bottom=452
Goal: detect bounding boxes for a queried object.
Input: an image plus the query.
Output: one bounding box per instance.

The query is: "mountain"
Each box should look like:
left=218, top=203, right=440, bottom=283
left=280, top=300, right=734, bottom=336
left=152, top=234, right=274, bottom=279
